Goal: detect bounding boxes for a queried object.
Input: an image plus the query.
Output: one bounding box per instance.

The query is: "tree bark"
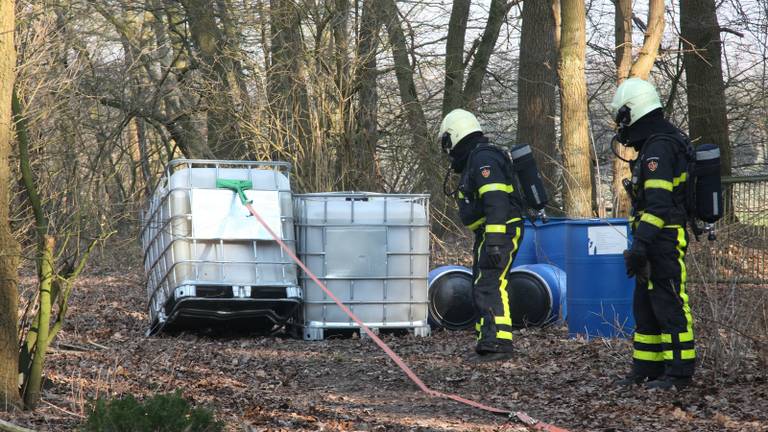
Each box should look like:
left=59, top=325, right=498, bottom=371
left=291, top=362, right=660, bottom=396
left=350, top=0, right=383, bottom=190
left=442, top=0, right=471, bottom=116
left=182, top=0, right=250, bottom=159
left=0, top=0, right=20, bottom=411
left=517, top=0, right=559, bottom=210
left=379, top=0, right=431, bottom=191
left=628, top=0, right=665, bottom=79
left=268, top=0, right=311, bottom=176
left=680, top=0, right=732, bottom=177
left=611, top=0, right=634, bottom=217
left=558, top=0, right=592, bottom=217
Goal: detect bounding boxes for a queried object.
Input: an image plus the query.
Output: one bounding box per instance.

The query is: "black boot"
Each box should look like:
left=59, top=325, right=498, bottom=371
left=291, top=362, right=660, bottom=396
left=645, top=375, right=692, bottom=391
left=615, top=371, right=660, bottom=387
left=469, top=351, right=514, bottom=363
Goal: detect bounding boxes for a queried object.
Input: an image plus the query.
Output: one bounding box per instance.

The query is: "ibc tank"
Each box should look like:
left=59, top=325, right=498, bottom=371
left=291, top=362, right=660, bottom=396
left=512, top=219, right=537, bottom=267
left=140, top=160, right=300, bottom=333
left=534, top=218, right=568, bottom=270
left=294, top=193, right=430, bottom=340
left=565, top=219, right=635, bottom=338
left=427, top=266, right=477, bottom=330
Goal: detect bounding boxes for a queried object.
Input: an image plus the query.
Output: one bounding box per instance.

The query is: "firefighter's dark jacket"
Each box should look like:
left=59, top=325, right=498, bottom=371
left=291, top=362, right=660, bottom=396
left=627, top=109, right=688, bottom=245
left=451, top=135, right=523, bottom=245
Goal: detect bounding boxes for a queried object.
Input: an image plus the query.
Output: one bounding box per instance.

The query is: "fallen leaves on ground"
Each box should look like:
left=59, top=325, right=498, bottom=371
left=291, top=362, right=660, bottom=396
left=4, top=261, right=768, bottom=432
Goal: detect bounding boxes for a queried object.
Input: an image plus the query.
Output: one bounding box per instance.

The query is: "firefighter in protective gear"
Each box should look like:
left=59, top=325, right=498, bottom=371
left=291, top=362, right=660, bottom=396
left=611, top=78, right=695, bottom=390
left=440, top=108, right=525, bottom=361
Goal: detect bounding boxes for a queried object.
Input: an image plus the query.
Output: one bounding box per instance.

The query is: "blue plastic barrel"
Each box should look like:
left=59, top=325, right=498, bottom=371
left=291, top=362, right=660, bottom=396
left=565, top=219, right=635, bottom=338
left=428, top=265, right=477, bottom=330
left=513, top=219, right=537, bottom=267
left=534, top=218, right=568, bottom=270
left=508, top=264, right=567, bottom=327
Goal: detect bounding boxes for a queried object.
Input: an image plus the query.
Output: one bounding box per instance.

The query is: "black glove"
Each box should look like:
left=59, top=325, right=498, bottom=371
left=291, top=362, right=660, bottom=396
left=623, top=240, right=650, bottom=282
left=485, top=244, right=503, bottom=268
left=484, top=232, right=507, bottom=267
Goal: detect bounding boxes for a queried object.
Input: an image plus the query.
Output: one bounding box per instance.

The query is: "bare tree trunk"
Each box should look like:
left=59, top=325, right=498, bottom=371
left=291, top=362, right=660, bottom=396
left=680, top=0, right=732, bottom=177
left=182, top=0, right=249, bottom=159
left=517, top=0, right=559, bottom=211
left=558, top=0, right=592, bottom=217
left=268, top=0, right=311, bottom=178
left=350, top=0, right=382, bottom=190
left=442, top=0, right=470, bottom=116
left=629, top=0, right=665, bottom=79
left=0, top=0, right=20, bottom=411
left=379, top=0, right=431, bottom=189
left=332, top=0, right=356, bottom=189
left=463, top=0, right=514, bottom=110
left=612, top=0, right=665, bottom=217
left=611, top=0, right=634, bottom=217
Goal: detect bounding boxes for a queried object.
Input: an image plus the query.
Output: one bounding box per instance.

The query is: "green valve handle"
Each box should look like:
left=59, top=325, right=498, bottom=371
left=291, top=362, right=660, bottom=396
left=216, top=179, right=253, bottom=205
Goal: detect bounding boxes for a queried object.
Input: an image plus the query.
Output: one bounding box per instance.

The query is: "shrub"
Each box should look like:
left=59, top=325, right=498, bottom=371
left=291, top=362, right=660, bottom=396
left=81, top=391, right=223, bottom=432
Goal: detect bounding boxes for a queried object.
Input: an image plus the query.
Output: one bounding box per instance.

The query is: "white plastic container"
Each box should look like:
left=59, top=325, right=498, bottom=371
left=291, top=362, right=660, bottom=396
left=294, top=193, right=430, bottom=340
left=140, top=160, right=300, bottom=333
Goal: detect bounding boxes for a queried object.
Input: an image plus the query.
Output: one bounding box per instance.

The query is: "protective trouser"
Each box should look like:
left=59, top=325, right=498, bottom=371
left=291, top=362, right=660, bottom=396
left=471, top=219, right=523, bottom=353
left=631, top=226, right=695, bottom=378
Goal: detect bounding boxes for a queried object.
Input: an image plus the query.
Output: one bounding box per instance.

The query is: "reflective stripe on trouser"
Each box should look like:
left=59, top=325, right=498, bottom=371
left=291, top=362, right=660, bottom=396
left=473, top=221, right=523, bottom=352
left=631, top=226, right=694, bottom=378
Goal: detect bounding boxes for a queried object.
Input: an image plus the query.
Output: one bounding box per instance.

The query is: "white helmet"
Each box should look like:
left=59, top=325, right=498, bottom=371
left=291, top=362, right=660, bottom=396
left=439, top=108, right=482, bottom=152
left=610, top=78, right=662, bottom=126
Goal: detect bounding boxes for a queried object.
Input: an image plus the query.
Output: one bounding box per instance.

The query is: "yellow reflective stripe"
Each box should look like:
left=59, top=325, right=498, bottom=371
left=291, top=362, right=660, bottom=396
left=477, top=317, right=484, bottom=340
left=494, top=227, right=518, bottom=337
left=661, top=331, right=694, bottom=344
left=496, top=330, right=513, bottom=340
left=673, top=172, right=687, bottom=187
left=676, top=227, right=694, bottom=346
left=495, top=316, right=512, bottom=326
left=644, top=179, right=673, bottom=191
left=506, top=217, right=522, bottom=224
left=478, top=183, right=514, bottom=196
left=640, top=212, right=665, bottom=228
left=475, top=233, right=486, bottom=284
left=634, top=333, right=662, bottom=344
left=486, top=224, right=507, bottom=233
left=468, top=217, right=486, bottom=231
left=635, top=212, right=680, bottom=229
left=457, top=191, right=465, bottom=199
left=633, top=350, right=664, bottom=361
left=511, top=226, right=521, bottom=254
left=663, top=349, right=696, bottom=360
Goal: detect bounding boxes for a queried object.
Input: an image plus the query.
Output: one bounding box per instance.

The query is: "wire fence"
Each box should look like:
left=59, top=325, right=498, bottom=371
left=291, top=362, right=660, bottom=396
left=688, top=175, right=768, bottom=284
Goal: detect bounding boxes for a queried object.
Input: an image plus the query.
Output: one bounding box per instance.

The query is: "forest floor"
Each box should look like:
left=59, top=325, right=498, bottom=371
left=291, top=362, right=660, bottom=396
left=4, top=242, right=768, bottom=432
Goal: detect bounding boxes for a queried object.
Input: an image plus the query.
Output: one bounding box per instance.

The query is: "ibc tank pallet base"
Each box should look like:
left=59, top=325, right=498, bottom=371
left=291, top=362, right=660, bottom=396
left=147, top=283, right=302, bottom=335
left=302, top=323, right=431, bottom=341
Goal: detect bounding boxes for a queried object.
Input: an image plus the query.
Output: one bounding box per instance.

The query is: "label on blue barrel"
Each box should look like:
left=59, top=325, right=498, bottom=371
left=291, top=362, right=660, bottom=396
left=587, top=225, right=628, bottom=255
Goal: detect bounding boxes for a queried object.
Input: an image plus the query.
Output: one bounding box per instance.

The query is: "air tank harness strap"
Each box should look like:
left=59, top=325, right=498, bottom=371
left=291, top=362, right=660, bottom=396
left=242, top=201, right=570, bottom=432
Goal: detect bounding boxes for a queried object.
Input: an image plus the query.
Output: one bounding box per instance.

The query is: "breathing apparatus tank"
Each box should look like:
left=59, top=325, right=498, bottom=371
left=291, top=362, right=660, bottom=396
left=510, top=144, right=549, bottom=222
left=692, top=144, right=723, bottom=240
